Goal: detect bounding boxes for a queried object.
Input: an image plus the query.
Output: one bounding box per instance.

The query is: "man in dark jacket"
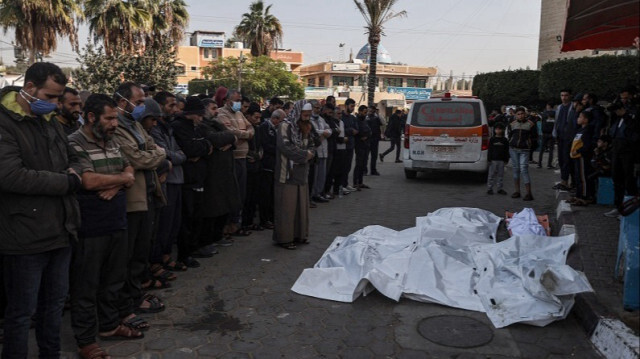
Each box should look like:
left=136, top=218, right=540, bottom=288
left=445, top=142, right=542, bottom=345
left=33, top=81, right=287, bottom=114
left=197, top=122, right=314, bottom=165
left=354, top=105, right=372, bottom=189
left=257, top=109, right=286, bottom=228
left=538, top=103, right=556, bottom=169
left=0, top=62, right=82, bottom=358
left=341, top=98, right=358, bottom=191
left=380, top=109, right=403, bottom=163
left=509, top=107, right=536, bottom=201
left=171, top=97, right=213, bottom=267
left=553, top=89, right=576, bottom=190
left=367, top=106, right=382, bottom=175
left=150, top=92, right=188, bottom=272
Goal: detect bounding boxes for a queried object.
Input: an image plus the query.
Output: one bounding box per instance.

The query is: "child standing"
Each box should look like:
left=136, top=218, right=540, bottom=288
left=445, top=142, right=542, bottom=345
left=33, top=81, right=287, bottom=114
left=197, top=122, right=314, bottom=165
left=487, top=122, right=510, bottom=195
left=569, top=111, right=595, bottom=205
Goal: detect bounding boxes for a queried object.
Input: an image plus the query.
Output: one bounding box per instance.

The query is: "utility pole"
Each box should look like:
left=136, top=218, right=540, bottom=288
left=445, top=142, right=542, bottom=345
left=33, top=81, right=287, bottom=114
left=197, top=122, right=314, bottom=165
left=238, top=51, right=245, bottom=91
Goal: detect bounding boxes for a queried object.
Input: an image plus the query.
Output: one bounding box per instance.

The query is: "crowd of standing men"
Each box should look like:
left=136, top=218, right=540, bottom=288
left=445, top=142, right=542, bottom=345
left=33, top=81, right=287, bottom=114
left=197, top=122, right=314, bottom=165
left=0, top=62, right=407, bottom=359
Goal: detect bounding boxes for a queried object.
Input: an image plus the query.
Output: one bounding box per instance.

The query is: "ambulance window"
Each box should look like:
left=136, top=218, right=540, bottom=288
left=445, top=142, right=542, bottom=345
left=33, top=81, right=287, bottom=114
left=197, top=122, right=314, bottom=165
left=412, top=102, right=481, bottom=127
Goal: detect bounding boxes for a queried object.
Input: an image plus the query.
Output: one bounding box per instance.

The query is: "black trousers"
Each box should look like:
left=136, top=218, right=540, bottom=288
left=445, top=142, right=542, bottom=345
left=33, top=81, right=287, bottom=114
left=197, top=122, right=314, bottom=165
left=538, top=134, right=555, bottom=167
left=200, top=214, right=229, bottom=247
left=71, top=230, right=127, bottom=347
left=381, top=138, right=401, bottom=161
left=177, top=188, right=204, bottom=262
left=354, top=145, right=369, bottom=186
left=117, top=208, right=153, bottom=317
left=557, top=138, right=573, bottom=183
left=369, top=139, right=380, bottom=173
left=612, top=149, right=639, bottom=207
left=328, top=149, right=348, bottom=193
left=150, top=184, right=182, bottom=264
left=242, top=170, right=262, bottom=227
left=342, top=148, right=354, bottom=187
left=259, top=170, right=274, bottom=224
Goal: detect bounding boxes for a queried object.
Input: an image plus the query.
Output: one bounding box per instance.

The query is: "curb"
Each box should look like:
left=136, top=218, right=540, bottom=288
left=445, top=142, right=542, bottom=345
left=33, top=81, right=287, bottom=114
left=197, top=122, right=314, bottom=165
left=554, top=191, right=640, bottom=359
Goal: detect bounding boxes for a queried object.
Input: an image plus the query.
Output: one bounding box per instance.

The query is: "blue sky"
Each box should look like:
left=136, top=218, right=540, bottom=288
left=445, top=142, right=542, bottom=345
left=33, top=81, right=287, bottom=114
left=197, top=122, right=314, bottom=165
left=0, top=0, right=541, bottom=76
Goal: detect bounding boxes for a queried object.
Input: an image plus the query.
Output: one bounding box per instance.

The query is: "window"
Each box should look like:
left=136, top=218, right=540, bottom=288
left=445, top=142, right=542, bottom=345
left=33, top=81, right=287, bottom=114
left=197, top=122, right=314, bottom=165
left=307, top=77, right=315, bottom=87
left=318, top=77, right=325, bottom=87
left=383, top=77, right=403, bottom=88
left=412, top=102, right=481, bottom=128
left=190, top=66, right=197, bottom=71
left=407, top=79, right=427, bottom=88
left=332, top=76, right=354, bottom=86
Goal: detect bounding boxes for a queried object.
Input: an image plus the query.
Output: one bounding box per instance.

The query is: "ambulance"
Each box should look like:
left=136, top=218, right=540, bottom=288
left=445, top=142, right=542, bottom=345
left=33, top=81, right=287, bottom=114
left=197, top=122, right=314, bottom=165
left=403, top=93, right=489, bottom=179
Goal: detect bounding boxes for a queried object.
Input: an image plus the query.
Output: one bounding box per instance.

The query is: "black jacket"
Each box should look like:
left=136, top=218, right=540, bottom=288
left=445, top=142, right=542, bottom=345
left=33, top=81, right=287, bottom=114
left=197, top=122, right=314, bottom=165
left=170, top=116, right=211, bottom=189
left=257, top=120, right=278, bottom=171
left=385, top=113, right=403, bottom=139
left=488, top=137, right=510, bottom=162
left=342, top=112, right=357, bottom=150
left=367, top=113, right=383, bottom=138
left=355, top=115, right=372, bottom=149
left=0, top=87, right=81, bottom=255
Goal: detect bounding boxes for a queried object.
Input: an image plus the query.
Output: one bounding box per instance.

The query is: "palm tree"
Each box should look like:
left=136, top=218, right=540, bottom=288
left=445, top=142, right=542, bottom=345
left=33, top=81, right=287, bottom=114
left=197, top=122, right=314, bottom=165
left=0, top=0, right=82, bottom=65
left=353, top=0, right=406, bottom=107
left=145, top=0, right=189, bottom=49
left=234, top=0, right=283, bottom=57
left=84, top=0, right=151, bottom=56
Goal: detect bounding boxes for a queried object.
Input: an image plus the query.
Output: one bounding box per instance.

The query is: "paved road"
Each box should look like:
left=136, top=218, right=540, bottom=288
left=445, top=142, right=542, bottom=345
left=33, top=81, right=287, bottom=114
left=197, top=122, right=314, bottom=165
left=15, top=159, right=601, bottom=358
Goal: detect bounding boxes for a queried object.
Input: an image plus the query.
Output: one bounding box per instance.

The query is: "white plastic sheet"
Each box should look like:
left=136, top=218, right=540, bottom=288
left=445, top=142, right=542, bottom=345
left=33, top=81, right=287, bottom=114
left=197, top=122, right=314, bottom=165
left=507, top=208, right=548, bottom=236
left=291, top=207, right=593, bottom=328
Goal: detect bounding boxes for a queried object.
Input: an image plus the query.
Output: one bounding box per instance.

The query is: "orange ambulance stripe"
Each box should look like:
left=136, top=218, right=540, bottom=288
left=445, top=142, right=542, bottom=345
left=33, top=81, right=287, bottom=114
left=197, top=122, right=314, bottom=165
left=409, top=125, right=483, bottom=137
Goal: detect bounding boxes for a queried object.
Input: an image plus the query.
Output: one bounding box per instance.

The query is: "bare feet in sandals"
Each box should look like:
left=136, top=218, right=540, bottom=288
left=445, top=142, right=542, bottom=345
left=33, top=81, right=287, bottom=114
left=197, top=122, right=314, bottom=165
left=79, top=343, right=111, bottom=359
left=98, top=324, right=144, bottom=341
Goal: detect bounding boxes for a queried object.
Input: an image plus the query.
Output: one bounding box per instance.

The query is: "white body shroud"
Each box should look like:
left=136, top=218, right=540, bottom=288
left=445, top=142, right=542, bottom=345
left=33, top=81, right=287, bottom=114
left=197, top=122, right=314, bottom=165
left=291, top=207, right=593, bottom=328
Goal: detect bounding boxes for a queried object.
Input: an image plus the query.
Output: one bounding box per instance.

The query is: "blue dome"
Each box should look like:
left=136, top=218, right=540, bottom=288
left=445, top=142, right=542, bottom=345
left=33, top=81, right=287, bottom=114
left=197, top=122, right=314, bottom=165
left=356, top=43, right=393, bottom=64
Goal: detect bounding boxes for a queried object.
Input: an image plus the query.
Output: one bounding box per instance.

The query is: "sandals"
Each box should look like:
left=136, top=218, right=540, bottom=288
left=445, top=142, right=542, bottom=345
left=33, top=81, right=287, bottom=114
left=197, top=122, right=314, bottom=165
left=98, top=324, right=144, bottom=341
left=151, top=264, right=177, bottom=281
left=163, top=258, right=187, bottom=272
left=121, top=315, right=150, bottom=331
left=141, top=278, right=170, bottom=291
left=135, top=293, right=165, bottom=314
left=79, top=343, right=111, bottom=359
left=232, top=228, right=252, bottom=237
left=552, top=183, right=570, bottom=191
left=277, top=242, right=297, bottom=250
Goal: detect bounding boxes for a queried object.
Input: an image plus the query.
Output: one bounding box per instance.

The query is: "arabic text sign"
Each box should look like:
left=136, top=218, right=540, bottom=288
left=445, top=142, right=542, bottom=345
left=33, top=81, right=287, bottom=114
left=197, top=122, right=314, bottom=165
left=387, top=87, right=432, bottom=100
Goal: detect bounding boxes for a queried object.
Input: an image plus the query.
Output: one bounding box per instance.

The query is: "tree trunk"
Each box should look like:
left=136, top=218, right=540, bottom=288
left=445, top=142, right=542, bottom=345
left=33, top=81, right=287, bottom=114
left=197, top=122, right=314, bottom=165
left=367, top=40, right=378, bottom=107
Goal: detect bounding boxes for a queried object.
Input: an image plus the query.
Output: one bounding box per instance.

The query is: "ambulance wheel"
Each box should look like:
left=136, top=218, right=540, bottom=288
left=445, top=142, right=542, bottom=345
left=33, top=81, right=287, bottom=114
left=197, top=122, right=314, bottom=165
left=404, top=169, right=418, bottom=179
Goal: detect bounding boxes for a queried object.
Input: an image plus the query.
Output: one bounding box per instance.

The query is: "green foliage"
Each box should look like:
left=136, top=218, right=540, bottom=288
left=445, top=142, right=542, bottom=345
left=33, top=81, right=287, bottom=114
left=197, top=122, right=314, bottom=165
left=188, top=79, right=216, bottom=95
left=234, top=1, right=283, bottom=57
left=200, top=55, right=304, bottom=101
left=73, top=35, right=179, bottom=94
left=538, top=55, right=640, bottom=101
left=472, top=69, right=541, bottom=111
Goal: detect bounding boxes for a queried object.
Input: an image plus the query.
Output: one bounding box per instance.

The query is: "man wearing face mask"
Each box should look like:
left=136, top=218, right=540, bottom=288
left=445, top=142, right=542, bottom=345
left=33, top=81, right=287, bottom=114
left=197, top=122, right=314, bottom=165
left=216, top=89, right=254, bottom=236
left=0, top=62, right=82, bottom=358
left=56, top=87, right=84, bottom=135
left=112, top=82, right=167, bottom=329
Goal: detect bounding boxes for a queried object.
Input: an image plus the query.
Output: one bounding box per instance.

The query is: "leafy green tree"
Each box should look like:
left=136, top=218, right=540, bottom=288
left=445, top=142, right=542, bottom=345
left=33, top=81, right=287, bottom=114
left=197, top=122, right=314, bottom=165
left=73, top=35, right=179, bottom=94
left=145, top=0, right=189, bottom=50
left=0, top=0, right=82, bottom=64
left=354, top=0, right=406, bottom=107
left=200, top=55, right=303, bottom=100
left=234, top=1, right=283, bottom=57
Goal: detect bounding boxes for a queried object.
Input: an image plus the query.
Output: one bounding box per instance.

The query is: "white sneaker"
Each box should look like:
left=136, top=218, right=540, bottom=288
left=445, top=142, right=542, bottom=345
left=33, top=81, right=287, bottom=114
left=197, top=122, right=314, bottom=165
left=345, top=186, right=357, bottom=192
left=604, top=209, right=620, bottom=218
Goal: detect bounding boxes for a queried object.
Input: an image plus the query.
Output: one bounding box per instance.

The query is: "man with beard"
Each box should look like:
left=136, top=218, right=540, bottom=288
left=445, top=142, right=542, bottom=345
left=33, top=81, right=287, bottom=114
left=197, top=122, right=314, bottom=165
left=202, top=98, right=218, bottom=120
left=150, top=92, right=188, bottom=272
left=262, top=97, right=283, bottom=123
left=257, top=109, right=286, bottom=230
left=56, top=87, right=83, bottom=135
left=68, top=94, right=141, bottom=357
left=112, top=82, right=167, bottom=329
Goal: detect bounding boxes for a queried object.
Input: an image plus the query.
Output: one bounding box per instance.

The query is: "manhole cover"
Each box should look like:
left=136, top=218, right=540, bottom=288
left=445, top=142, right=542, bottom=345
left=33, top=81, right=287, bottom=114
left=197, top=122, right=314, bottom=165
left=417, top=315, right=493, bottom=348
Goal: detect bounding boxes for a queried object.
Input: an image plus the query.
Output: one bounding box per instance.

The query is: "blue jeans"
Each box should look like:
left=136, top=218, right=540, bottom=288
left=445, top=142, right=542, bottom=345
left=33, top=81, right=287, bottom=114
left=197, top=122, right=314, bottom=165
left=510, top=148, right=531, bottom=184
left=2, top=246, right=72, bottom=359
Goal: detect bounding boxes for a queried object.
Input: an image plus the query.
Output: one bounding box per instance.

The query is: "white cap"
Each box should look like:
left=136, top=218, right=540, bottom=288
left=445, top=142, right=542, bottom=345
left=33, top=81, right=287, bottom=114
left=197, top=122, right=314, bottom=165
left=302, top=103, right=313, bottom=111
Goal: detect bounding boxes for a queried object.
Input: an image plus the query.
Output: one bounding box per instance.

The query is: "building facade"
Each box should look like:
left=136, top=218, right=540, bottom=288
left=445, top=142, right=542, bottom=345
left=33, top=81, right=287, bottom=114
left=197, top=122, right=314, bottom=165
left=175, top=30, right=304, bottom=90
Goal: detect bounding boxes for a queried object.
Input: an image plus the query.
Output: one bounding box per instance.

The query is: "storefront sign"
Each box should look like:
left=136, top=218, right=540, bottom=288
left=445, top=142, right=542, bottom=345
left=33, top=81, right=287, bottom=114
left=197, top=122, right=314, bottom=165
left=332, top=63, right=361, bottom=72
left=387, top=87, right=432, bottom=100
left=196, top=33, right=225, bottom=48
left=305, top=87, right=334, bottom=98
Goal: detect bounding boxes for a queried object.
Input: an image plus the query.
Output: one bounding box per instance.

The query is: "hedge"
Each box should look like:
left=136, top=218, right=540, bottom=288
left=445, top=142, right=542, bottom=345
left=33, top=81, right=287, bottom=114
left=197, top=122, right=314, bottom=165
left=472, top=55, right=640, bottom=111
left=538, top=55, right=639, bottom=102
left=472, top=69, right=541, bottom=111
